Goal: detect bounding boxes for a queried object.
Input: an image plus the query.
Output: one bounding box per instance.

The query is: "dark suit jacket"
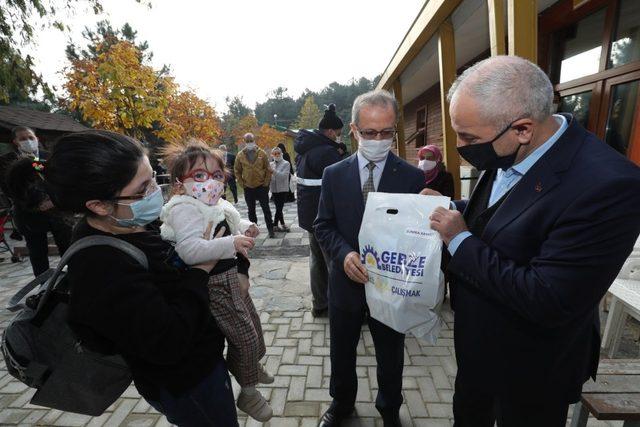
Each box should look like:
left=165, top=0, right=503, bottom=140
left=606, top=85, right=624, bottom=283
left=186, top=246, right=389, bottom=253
left=449, top=114, right=640, bottom=402
left=314, top=152, right=426, bottom=312
left=225, top=152, right=236, bottom=178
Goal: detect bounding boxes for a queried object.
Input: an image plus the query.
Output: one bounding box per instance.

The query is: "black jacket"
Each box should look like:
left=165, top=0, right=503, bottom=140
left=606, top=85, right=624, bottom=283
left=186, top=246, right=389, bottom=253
left=448, top=115, right=640, bottom=402
left=66, top=219, right=225, bottom=399
left=294, top=129, right=343, bottom=231
left=224, top=152, right=236, bottom=178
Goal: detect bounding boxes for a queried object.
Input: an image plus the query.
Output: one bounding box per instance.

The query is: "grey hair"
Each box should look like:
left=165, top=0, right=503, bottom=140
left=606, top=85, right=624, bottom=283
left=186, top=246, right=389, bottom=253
left=244, top=133, right=255, bottom=140
left=447, top=56, right=554, bottom=130
left=271, top=146, right=282, bottom=154
left=351, top=89, right=399, bottom=126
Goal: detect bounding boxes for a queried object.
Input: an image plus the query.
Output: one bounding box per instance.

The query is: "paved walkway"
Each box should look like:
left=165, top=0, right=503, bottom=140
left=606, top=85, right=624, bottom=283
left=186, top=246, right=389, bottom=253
left=0, top=200, right=635, bottom=426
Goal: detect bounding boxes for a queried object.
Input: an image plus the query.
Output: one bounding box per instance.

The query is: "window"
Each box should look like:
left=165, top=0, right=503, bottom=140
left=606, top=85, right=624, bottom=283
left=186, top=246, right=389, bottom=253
left=549, top=8, right=606, bottom=84
left=605, top=79, right=639, bottom=155
left=608, top=0, right=640, bottom=69
left=558, top=90, right=593, bottom=128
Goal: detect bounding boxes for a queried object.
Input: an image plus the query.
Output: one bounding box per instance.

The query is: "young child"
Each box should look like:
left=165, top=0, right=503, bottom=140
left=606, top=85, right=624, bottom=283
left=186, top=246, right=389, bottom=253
left=160, top=141, right=275, bottom=422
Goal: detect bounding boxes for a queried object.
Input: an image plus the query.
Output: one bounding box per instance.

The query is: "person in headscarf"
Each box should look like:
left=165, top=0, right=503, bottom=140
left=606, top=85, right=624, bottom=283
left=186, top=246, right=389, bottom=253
left=417, top=144, right=454, bottom=198
left=277, top=143, right=295, bottom=202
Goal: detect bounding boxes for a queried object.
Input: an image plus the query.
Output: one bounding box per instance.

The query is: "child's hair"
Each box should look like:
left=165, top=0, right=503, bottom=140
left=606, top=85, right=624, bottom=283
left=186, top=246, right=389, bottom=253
left=160, top=139, right=227, bottom=188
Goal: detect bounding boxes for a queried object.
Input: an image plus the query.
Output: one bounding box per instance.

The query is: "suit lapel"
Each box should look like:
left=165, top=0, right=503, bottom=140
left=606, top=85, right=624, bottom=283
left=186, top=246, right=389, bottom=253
left=377, top=153, right=401, bottom=193
left=345, top=155, right=365, bottom=219
left=483, top=159, right=559, bottom=242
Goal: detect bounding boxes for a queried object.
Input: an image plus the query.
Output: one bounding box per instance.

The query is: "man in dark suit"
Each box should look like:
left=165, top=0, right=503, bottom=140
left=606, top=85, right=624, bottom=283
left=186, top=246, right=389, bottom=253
left=219, top=144, right=238, bottom=204
left=314, top=90, right=425, bottom=427
left=426, top=56, right=640, bottom=427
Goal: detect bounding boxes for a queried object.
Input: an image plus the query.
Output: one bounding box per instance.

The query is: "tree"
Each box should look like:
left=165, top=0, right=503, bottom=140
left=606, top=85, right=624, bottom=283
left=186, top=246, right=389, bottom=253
left=255, top=87, right=298, bottom=127
left=0, top=0, right=149, bottom=106
left=231, top=115, right=259, bottom=146
left=157, top=89, right=222, bottom=145
left=295, top=96, right=323, bottom=130
left=64, top=40, right=172, bottom=138
left=256, top=124, right=285, bottom=150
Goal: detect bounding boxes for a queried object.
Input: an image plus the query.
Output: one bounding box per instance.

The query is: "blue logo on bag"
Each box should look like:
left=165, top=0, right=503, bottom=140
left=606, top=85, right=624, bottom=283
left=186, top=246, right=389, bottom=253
left=361, top=245, right=427, bottom=277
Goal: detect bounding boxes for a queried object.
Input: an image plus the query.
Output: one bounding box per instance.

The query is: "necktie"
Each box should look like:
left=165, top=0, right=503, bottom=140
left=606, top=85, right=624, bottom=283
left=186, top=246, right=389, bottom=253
left=362, top=161, right=376, bottom=205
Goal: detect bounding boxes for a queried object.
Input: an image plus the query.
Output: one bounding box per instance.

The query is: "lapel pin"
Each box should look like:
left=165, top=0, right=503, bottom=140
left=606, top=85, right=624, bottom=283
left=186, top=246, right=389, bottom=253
left=535, top=182, right=543, bottom=192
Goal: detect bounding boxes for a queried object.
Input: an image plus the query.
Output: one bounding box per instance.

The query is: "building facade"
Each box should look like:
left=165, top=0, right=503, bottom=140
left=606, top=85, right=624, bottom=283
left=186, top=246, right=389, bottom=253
left=378, top=0, right=640, bottom=198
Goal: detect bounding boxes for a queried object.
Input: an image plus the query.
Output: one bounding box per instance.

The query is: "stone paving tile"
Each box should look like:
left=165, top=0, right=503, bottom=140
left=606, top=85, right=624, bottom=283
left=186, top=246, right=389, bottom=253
left=0, top=211, right=634, bottom=427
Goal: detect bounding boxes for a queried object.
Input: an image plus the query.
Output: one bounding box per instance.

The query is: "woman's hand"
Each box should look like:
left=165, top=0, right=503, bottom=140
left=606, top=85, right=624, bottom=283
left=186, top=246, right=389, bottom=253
left=244, top=224, right=260, bottom=238
left=233, top=235, right=255, bottom=257
left=192, top=222, right=222, bottom=273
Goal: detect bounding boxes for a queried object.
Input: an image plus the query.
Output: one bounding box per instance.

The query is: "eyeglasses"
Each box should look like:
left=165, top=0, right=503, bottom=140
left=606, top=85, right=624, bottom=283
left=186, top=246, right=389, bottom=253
left=111, top=171, right=158, bottom=201
left=180, top=169, right=226, bottom=183
left=357, top=128, right=397, bottom=139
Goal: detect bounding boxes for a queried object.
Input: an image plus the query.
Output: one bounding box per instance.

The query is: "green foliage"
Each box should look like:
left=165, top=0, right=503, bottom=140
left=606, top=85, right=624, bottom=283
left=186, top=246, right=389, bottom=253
left=294, top=96, right=323, bottom=130
left=0, top=0, right=150, bottom=106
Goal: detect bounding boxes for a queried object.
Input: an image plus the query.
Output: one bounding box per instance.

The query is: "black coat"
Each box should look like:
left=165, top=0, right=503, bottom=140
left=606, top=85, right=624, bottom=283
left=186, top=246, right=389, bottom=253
left=426, top=169, right=454, bottom=198
left=224, top=152, right=236, bottom=178
left=449, top=114, right=640, bottom=402
left=314, top=152, right=425, bottom=311
left=294, top=129, right=344, bottom=231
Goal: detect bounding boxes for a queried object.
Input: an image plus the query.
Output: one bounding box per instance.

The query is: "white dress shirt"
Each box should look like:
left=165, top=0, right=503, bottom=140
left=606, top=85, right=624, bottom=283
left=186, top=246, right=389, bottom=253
left=357, top=151, right=388, bottom=191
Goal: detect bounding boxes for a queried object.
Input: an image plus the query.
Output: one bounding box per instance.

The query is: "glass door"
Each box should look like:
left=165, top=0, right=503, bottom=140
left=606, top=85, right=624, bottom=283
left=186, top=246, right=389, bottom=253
left=597, top=71, right=640, bottom=164
left=557, top=83, right=599, bottom=132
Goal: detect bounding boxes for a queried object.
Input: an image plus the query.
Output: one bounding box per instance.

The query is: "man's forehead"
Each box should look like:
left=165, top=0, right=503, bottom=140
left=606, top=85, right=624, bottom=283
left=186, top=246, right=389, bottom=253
left=358, top=104, right=395, bottom=127
left=15, top=130, right=35, bottom=139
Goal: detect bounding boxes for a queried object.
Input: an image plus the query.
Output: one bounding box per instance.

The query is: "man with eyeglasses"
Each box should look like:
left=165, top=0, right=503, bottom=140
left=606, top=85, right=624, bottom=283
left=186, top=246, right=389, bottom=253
left=314, top=90, right=425, bottom=427
left=425, top=56, right=640, bottom=427
left=234, top=133, right=276, bottom=238
left=295, top=103, right=345, bottom=318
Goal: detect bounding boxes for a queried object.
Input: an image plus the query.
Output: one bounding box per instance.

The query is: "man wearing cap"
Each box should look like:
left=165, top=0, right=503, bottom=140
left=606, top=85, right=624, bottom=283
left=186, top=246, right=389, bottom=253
left=294, top=104, right=345, bottom=317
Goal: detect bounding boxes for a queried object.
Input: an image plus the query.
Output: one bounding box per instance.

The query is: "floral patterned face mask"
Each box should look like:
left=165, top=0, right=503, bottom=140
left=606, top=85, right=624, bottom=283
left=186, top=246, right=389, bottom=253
left=184, top=178, right=225, bottom=206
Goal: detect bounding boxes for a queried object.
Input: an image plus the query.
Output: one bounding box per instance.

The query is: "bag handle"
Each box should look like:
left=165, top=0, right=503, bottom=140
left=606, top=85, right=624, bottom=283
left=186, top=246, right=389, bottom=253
left=6, top=236, right=148, bottom=312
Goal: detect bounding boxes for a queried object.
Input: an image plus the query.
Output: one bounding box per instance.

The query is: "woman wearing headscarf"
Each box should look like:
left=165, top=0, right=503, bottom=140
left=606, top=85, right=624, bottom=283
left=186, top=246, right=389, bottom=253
left=417, top=144, right=454, bottom=198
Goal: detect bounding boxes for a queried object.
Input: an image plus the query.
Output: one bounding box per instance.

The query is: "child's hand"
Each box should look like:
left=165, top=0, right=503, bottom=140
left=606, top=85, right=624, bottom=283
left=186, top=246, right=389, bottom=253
left=234, top=235, right=255, bottom=257
left=192, top=222, right=223, bottom=273
left=244, top=224, right=260, bottom=238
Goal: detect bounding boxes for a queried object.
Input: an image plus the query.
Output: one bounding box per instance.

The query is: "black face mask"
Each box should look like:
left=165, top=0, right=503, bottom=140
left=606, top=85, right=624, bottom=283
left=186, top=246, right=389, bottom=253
left=456, top=121, right=522, bottom=170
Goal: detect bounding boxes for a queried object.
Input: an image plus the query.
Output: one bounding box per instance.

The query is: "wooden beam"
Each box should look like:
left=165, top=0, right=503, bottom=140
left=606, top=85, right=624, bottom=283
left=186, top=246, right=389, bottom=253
left=438, top=19, right=461, bottom=199
left=508, top=0, right=537, bottom=62
left=488, top=0, right=506, bottom=56
left=377, top=0, right=463, bottom=90
left=393, top=79, right=407, bottom=160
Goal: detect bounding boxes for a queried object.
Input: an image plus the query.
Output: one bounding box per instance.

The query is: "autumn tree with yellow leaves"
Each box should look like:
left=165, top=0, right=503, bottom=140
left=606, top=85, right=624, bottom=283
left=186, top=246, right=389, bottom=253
left=64, top=23, right=221, bottom=144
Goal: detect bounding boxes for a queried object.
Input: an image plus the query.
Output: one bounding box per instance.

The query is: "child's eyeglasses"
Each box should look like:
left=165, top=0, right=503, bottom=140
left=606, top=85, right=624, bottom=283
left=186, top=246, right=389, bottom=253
left=180, top=169, right=226, bottom=183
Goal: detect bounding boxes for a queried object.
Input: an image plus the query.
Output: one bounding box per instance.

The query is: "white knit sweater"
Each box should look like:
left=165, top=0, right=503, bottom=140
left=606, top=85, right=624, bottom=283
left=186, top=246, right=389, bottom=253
left=160, top=195, right=254, bottom=265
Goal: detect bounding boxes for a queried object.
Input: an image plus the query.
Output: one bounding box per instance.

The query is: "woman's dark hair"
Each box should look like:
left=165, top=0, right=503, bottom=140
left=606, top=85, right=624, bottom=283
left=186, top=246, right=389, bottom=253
left=44, top=130, right=145, bottom=214
left=277, top=143, right=288, bottom=154
left=160, top=139, right=226, bottom=189
left=5, top=157, right=48, bottom=212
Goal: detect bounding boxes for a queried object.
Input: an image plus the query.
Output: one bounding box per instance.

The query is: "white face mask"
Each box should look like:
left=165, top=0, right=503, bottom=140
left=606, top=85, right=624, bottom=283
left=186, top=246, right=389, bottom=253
left=358, top=138, right=393, bottom=162
left=245, top=142, right=257, bottom=151
left=18, top=138, right=39, bottom=156
left=418, top=159, right=437, bottom=171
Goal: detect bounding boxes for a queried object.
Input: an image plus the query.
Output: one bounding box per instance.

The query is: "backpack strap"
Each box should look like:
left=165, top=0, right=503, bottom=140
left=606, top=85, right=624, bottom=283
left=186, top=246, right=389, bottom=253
left=7, top=236, right=148, bottom=312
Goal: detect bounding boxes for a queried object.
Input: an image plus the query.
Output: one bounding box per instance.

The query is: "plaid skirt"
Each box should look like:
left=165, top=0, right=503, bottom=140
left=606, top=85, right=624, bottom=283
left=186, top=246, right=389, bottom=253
left=207, top=266, right=266, bottom=387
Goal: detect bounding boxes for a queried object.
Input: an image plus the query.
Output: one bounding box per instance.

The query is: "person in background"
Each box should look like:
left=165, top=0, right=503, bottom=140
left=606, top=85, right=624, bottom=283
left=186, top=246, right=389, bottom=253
left=234, top=133, right=275, bottom=238
left=314, top=91, right=425, bottom=426
left=3, top=127, right=72, bottom=276
left=44, top=130, right=239, bottom=426
left=427, top=55, right=640, bottom=427
left=417, top=145, right=454, bottom=198
left=277, top=142, right=295, bottom=202
left=270, top=146, right=292, bottom=232
left=219, top=144, right=238, bottom=204
left=295, top=103, right=344, bottom=318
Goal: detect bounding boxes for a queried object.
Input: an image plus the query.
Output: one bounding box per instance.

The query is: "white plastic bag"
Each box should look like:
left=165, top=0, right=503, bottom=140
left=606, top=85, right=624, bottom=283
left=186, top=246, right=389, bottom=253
left=358, top=192, right=450, bottom=343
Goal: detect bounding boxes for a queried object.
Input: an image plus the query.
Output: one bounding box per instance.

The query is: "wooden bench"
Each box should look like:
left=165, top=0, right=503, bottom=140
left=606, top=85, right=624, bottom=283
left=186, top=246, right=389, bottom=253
left=570, top=360, right=640, bottom=427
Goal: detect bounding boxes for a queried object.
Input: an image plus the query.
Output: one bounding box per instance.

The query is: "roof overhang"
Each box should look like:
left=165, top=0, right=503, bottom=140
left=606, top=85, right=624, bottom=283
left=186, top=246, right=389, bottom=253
left=376, top=0, right=463, bottom=91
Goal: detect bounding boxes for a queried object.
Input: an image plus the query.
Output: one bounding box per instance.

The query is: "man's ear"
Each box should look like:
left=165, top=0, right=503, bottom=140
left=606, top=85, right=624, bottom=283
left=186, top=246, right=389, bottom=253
left=513, top=119, right=534, bottom=145
left=85, top=199, right=113, bottom=217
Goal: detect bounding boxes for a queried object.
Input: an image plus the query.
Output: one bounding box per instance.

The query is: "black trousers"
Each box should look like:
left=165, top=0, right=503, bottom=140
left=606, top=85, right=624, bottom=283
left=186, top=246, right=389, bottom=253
left=226, top=177, right=238, bottom=203
left=14, top=211, right=72, bottom=276
left=453, top=376, right=570, bottom=427
left=272, top=192, right=287, bottom=226
left=329, top=304, right=405, bottom=417
left=243, top=186, right=273, bottom=231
